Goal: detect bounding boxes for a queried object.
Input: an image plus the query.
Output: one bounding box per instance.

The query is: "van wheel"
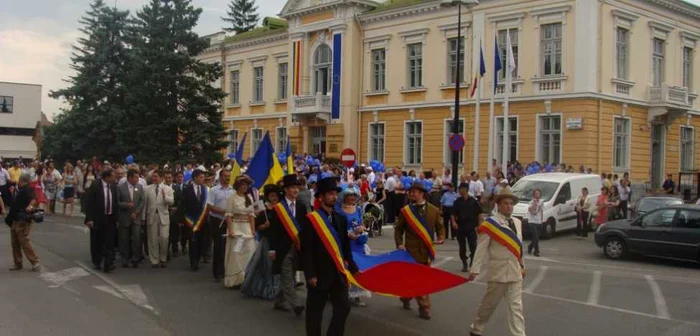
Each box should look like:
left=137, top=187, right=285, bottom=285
left=542, top=219, right=556, bottom=240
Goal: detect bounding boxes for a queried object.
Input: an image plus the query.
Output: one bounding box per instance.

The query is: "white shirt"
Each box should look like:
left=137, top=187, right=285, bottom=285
left=469, top=180, right=484, bottom=197
left=384, top=176, right=397, bottom=192
left=286, top=197, right=297, bottom=217
left=103, top=182, right=113, bottom=215
left=368, top=172, right=376, bottom=185
left=618, top=185, right=630, bottom=201
left=527, top=198, right=544, bottom=224
left=0, top=168, right=9, bottom=186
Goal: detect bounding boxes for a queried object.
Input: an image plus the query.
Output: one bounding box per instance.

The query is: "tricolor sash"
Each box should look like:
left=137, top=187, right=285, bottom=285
left=478, top=217, right=523, bottom=261
left=306, top=211, right=361, bottom=287
left=273, top=201, right=301, bottom=250
left=185, top=186, right=210, bottom=232
left=400, top=205, right=436, bottom=260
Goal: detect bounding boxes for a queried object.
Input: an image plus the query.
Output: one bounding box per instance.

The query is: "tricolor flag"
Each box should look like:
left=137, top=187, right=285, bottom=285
left=247, top=131, right=285, bottom=189
left=286, top=136, right=293, bottom=174
left=470, top=41, right=487, bottom=98
left=493, top=35, right=503, bottom=93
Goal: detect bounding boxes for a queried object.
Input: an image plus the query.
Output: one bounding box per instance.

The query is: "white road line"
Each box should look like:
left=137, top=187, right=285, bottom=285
left=587, top=271, right=602, bottom=305
left=645, top=275, right=671, bottom=319
left=524, top=266, right=548, bottom=294
left=432, top=256, right=454, bottom=268
left=39, top=267, right=91, bottom=288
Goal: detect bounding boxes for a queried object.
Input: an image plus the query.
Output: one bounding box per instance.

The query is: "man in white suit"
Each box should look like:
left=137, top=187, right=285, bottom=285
left=143, top=170, right=175, bottom=268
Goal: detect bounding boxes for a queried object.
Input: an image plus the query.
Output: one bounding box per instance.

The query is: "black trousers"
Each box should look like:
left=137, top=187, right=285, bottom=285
left=619, top=200, right=628, bottom=219
left=577, top=211, right=590, bottom=238
left=189, top=217, right=211, bottom=267
left=385, top=191, right=396, bottom=223
left=210, top=216, right=227, bottom=279
left=457, top=227, right=477, bottom=265
left=306, top=278, right=351, bottom=336
left=90, top=215, right=117, bottom=269
left=528, top=222, right=541, bottom=254
left=442, top=207, right=454, bottom=239
left=181, top=226, right=192, bottom=252
left=169, top=217, right=181, bottom=254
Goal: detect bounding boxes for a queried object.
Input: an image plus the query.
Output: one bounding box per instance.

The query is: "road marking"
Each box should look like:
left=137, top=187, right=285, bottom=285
left=94, top=285, right=125, bottom=299
left=587, top=271, right=601, bottom=305
left=524, top=266, right=548, bottom=294
left=39, top=267, right=91, bottom=288
left=645, top=275, right=671, bottom=319
left=432, top=256, right=454, bottom=269
left=75, top=261, right=159, bottom=315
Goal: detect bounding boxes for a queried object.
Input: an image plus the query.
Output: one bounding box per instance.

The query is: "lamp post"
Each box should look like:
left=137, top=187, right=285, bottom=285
left=441, top=0, right=478, bottom=187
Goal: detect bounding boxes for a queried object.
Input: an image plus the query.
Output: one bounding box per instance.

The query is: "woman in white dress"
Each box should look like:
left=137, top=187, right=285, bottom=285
left=223, top=176, right=257, bottom=289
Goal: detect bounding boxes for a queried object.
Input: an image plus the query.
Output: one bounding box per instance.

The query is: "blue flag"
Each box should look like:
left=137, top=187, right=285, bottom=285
left=247, top=131, right=284, bottom=189
left=494, top=35, right=503, bottom=93
left=235, top=132, right=247, bottom=166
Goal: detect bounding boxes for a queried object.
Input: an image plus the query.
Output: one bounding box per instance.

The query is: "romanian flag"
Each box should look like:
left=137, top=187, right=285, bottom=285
left=292, top=40, right=301, bottom=96
left=247, top=131, right=284, bottom=189
left=286, top=136, right=293, bottom=174
left=470, top=40, right=486, bottom=98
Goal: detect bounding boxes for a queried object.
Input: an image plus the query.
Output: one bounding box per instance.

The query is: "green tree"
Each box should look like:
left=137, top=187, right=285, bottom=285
left=221, top=0, right=259, bottom=33
left=46, top=0, right=131, bottom=162
left=127, top=0, right=227, bottom=164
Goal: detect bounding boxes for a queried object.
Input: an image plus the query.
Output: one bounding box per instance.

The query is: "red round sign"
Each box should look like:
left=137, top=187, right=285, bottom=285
left=340, top=148, right=357, bottom=168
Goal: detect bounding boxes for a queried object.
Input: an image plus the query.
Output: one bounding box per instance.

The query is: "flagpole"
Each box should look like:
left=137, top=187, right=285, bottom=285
left=450, top=1, right=462, bottom=188
left=502, top=33, right=513, bottom=176
left=473, top=39, right=481, bottom=174
left=488, top=85, right=495, bottom=175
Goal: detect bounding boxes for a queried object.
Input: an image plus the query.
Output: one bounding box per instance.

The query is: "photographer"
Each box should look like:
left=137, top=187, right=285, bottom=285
left=5, top=173, right=40, bottom=271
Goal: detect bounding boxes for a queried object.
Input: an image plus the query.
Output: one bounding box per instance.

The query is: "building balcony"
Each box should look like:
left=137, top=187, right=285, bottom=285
left=293, top=92, right=331, bottom=122
left=494, top=78, right=525, bottom=97
left=532, top=75, right=567, bottom=94
left=648, top=84, right=692, bottom=107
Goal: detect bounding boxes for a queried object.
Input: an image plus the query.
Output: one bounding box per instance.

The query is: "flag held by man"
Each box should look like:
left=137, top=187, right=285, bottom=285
left=247, top=131, right=284, bottom=189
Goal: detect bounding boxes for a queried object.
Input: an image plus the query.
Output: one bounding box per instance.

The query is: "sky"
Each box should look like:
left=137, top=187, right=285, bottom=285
left=1, top=0, right=700, bottom=120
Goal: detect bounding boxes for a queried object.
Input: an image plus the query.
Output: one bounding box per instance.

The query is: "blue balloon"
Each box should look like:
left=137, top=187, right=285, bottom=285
left=125, top=155, right=134, bottom=164
left=227, top=153, right=236, bottom=159
left=313, top=159, right=321, bottom=166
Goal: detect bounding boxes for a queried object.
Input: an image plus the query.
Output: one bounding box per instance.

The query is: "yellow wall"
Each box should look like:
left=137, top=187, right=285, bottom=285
left=301, top=10, right=334, bottom=25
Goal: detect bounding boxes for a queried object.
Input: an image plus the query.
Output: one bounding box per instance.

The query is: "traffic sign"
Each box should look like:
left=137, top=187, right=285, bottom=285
left=340, top=148, right=357, bottom=168
left=449, top=134, right=465, bottom=152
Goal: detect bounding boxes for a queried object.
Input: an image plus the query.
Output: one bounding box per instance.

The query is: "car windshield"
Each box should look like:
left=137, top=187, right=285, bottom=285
left=511, top=181, right=559, bottom=202
left=637, top=198, right=683, bottom=213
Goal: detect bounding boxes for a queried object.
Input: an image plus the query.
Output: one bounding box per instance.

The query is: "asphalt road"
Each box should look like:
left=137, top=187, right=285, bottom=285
left=2, top=214, right=699, bottom=336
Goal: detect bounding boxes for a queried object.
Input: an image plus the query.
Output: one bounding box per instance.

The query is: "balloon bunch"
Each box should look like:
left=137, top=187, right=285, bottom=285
left=368, top=160, right=385, bottom=173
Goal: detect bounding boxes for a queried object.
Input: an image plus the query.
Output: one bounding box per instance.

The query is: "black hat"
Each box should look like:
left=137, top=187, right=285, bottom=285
left=315, top=177, right=342, bottom=198
left=408, top=181, right=428, bottom=193
left=458, top=182, right=470, bottom=190
left=263, top=184, right=282, bottom=198
left=282, top=174, right=301, bottom=187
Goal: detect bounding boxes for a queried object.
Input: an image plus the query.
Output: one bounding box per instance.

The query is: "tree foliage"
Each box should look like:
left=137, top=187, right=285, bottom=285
left=45, top=0, right=227, bottom=164
left=221, top=0, right=259, bottom=33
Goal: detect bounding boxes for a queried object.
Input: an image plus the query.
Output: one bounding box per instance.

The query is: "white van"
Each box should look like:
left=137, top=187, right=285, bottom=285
left=511, top=173, right=602, bottom=238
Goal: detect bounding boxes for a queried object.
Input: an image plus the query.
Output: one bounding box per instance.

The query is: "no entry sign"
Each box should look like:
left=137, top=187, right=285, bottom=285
left=449, top=134, right=465, bottom=152
left=340, top=148, right=357, bottom=168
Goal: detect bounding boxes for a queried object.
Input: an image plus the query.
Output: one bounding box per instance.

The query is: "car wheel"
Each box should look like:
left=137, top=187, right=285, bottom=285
left=541, top=218, right=555, bottom=240
left=604, top=237, right=627, bottom=260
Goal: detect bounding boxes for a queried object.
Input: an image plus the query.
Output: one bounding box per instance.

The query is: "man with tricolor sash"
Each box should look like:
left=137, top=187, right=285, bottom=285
left=268, top=174, right=307, bottom=317
left=178, top=169, right=210, bottom=272
left=468, top=189, right=526, bottom=336
left=394, top=181, right=445, bottom=320
left=301, top=177, right=358, bottom=336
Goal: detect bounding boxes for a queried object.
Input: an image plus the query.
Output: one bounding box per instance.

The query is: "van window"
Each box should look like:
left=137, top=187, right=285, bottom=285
left=511, top=180, right=559, bottom=202
left=555, top=182, right=571, bottom=204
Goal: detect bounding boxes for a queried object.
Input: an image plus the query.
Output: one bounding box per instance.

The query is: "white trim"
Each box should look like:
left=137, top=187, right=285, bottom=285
left=438, top=22, right=472, bottom=40
left=398, top=28, right=430, bottom=44
left=367, top=121, right=387, bottom=163
left=222, top=112, right=287, bottom=121
left=494, top=115, right=520, bottom=165
left=649, top=21, right=674, bottom=40
left=611, top=115, right=632, bottom=172
left=247, top=55, right=269, bottom=67
left=403, top=119, right=424, bottom=168
left=399, top=87, right=427, bottom=94
left=274, top=126, right=288, bottom=153
left=227, top=60, right=244, bottom=71
left=611, top=9, right=639, bottom=30
left=681, top=31, right=700, bottom=48
left=250, top=127, right=264, bottom=155
left=536, top=21, right=566, bottom=78
left=487, top=11, right=526, bottom=28
left=364, top=90, right=390, bottom=97
left=358, top=1, right=443, bottom=24
left=535, top=113, right=564, bottom=164
left=679, top=124, right=695, bottom=172
left=530, top=5, right=571, bottom=25
left=442, top=118, right=466, bottom=167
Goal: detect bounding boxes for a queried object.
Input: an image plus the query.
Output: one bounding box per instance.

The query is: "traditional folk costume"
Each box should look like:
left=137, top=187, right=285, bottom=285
left=224, top=181, right=257, bottom=288
left=336, top=188, right=372, bottom=305
left=470, top=191, right=526, bottom=336
left=394, top=181, right=445, bottom=320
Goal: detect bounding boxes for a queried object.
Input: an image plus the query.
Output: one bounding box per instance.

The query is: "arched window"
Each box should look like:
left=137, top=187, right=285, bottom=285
left=313, top=44, right=332, bottom=95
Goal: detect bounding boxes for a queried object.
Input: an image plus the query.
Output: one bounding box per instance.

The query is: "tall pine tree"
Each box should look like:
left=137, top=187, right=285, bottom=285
left=127, top=0, right=227, bottom=163
left=221, top=0, right=259, bottom=33
left=47, top=0, right=131, bottom=162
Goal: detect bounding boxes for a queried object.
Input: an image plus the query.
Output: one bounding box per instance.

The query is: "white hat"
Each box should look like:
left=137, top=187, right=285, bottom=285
left=500, top=178, right=509, bottom=184
left=366, top=166, right=373, bottom=171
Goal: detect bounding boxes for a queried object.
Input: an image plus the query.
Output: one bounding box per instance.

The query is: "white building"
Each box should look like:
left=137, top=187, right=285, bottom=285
left=0, top=81, right=42, bottom=160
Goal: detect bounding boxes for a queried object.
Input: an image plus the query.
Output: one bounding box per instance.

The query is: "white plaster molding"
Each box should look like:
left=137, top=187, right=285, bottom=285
left=681, top=31, right=700, bottom=48
left=358, top=1, right=443, bottom=24
left=223, top=32, right=288, bottom=51
left=409, top=108, right=415, bottom=120
left=398, top=28, right=430, bottom=45
left=272, top=52, right=289, bottom=59
left=330, top=23, right=347, bottom=34
left=648, top=21, right=674, bottom=40
left=372, top=110, right=379, bottom=123
left=530, top=5, right=571, bottom=25
left=438, top=22, right=472, bottom=39
left=487, top=11, right=526, bottom=29
left=611, top=9, right=638, bottom=30
left=227, top=60, right=244, bottom=71
left=622, top=103, right=629, bottom=116
left=365, top=34, right=392, bottom=52
left=544, top=100, right=552, bottom=114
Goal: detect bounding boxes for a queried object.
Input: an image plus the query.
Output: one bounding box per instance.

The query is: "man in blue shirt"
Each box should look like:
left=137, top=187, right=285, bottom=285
left=206, top=169, right=234, bottom=281
left=440, top=182, right=459, bottom=240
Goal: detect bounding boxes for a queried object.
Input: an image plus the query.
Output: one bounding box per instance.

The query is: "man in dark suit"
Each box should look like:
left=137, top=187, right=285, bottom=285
left=166, top=171, right=184, bottom=258
left=301, top=177, right=359, bottom=336
left=268, top=174, right=307, bottom=316
left=84, top=169, right=118, bottom=273
left=178, top=169, right=208, bottom=271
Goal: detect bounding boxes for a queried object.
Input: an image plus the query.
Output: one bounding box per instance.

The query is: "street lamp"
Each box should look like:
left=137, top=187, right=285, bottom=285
left=441, top=0, right=478, bottom=187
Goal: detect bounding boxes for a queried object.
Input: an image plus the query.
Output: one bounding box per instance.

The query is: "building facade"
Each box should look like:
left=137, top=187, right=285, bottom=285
left=0, top=81, right=42, bottom=160
left=197, top=0, right=700, bottom=187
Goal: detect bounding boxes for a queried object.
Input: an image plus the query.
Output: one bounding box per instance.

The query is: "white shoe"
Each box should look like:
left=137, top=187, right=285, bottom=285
left=31, top=263, right=41, bottom=272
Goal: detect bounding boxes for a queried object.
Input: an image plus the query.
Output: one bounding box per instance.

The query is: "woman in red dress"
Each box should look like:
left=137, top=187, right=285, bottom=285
left=31, top=166, right=47, bottom=208
left=595, top=187, right=610, bottom=228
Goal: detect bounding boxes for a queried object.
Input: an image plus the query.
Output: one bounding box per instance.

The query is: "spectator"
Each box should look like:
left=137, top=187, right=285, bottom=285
left=662, top=174, right=675, bottom=194
left=595, top=187, right=610, bottom=228
left=618, top=179, right=630, bottom=219
left=575, top=187, right=592, bottom=239
left=469, top=173, right=484, bottom=201
left=8, top=161, right=22, bottom=184
left=6, top=173, right=40, bottom=271
left=607, top=186, right=621, bottom=221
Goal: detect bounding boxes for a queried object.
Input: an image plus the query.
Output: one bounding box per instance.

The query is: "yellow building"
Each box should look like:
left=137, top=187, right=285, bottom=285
left=197, top=0, right=700, bottom=187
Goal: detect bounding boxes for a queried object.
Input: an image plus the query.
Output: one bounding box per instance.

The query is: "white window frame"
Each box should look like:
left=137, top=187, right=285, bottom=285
left=612, top=116, right=631, bottom=172
left=497, top=29, right=519, bottom=79
left=616, top=27, right=629, bottom=80
left=251, top=128, right=264, bottom=155
left=0, top=96, right=13, bottom=113
left=652, top=38, right=665, bottom=87
left=371, top=49, right=386, bottom=92
left=276, top=126, right=288, bottom=154
left=683, top=46, right=693, bottom=90
left=443, top=118, right=465, bottom=167
left=540, top=22, right=563, bottom=76
left=367, top=122, right=386, bottom=162
left=278, top=63, right=288, bottom=100
left=406, top=43, right=423, bottom=89
left=313, top=44, right=333, bottom=95
left=228, top=129, right=239, bottom=154
left=536, top=114, right=563, bottom=164
left=447, top=37, right=466, bottom=85
left=404, top=120, right=423, bottom=166
left=495, top=116, right=519, bottom=165
left=253, top=66, right=264, bottom=103
left=229, top=70, right=240, bottom=105
left=680, top=125, right=695, bottom=172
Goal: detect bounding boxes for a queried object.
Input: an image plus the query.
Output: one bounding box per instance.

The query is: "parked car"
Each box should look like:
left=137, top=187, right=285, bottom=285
left=511, top=173, right=602, bottom=238
left=594, top=205, right=700, bottom=262
left=630, top=195, right=683, bottom=218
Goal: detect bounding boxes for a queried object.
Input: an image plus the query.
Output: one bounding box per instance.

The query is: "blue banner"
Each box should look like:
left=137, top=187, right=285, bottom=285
left=332, top=33, right=342, bottom=120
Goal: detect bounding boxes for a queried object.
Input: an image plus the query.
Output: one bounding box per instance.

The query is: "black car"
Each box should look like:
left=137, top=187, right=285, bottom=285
left=630, top=196, right=683, bottom=218
left=594, top=205, right=700, bottom=262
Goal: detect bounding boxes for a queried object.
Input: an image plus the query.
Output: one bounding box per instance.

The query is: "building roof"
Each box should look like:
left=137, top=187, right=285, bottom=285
left=224, top=17, right=288, bottom=44
left=369, top=0, right=428, bottom=13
